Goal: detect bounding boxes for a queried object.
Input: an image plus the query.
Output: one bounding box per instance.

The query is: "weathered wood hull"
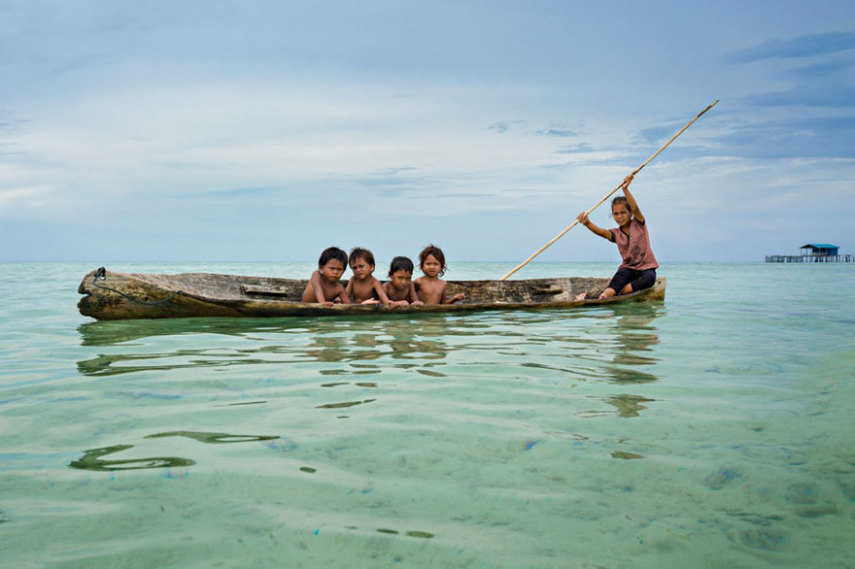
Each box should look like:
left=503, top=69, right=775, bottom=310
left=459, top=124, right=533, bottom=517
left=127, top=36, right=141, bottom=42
left=77, top=268, right=666, bottom=320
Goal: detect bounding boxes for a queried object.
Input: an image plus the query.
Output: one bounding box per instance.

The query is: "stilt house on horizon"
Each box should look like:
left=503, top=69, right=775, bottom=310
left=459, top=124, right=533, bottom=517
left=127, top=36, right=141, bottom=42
left=766, top=243, right=852, bottom=263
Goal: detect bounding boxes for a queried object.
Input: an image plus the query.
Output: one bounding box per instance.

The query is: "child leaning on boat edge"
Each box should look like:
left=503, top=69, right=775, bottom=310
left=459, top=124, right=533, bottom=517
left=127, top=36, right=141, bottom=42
left=577, top=174, right=658, bottom=299
left=345, top=247, right=394, bottom=305
left=415, top=244, right=465, bottom=305
left=304, top=245, right=463, bottom=306
left=302, top=247, right=351, bottom=306
left=383, top=256, right=423, bottom=307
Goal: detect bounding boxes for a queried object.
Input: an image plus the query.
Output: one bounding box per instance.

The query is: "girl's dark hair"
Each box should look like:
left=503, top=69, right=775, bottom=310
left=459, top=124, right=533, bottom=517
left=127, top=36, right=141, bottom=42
left=349, top=247, right=375, bottom=267
left=419, top=244, right=447, bottom=276
left=611, top=196, right=630, bottom=214
left=388, top=256, right=414, bottom=277
left=319, top=247, right=348, bottom=267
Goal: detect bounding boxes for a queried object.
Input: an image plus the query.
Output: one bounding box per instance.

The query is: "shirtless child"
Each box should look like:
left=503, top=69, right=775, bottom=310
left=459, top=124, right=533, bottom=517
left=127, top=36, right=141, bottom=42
left=345, top=247, right=393, bottom=305
left=383, top=256, right=423, bottom=307
left=301, top=247, right=351, bottom=306
left=414, top=244, right=465, bottom=305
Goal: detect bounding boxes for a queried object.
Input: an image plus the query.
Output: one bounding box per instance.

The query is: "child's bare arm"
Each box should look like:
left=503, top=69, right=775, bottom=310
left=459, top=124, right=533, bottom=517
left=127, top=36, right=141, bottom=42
left=621, top=175, right=645, bottom=224
left=383, top=282, right=408, bottom=307
left=336, top=287, right=351, bottom=304
left=409, top=283, right=423, bottom=306
left=437, top=281, right=464, bottom=304
left=577, top=212, right=612, bottom=240
left=307, top=271, right=329, bottom=304
left=373, top=279, right=392, bottom=304
left=444, top=291, right=465, bottom=304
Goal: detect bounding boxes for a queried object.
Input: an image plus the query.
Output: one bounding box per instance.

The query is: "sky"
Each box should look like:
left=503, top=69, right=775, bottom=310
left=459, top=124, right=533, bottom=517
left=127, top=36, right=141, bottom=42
left=1, top=0, right=854, bottom=265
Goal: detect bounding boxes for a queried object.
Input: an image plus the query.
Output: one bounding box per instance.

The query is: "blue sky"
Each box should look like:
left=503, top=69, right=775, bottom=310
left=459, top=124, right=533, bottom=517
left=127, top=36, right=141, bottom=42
left=1, top=0, right=854, bottom=265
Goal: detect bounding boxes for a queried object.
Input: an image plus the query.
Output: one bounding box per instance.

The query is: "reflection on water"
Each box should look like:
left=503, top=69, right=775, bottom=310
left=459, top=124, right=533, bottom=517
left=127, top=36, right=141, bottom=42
left=76, top=350, right=270, bottom=377
left=75, top=306, right=666, bottom=423
left=75, top=307, right=665, bottom=421
left=77, top=317, right=307, bottom=347
left=611, top=450, right=644, bottom=460
left=299, top=317, right=449, bottom=363
left=144, top=431, right=279, bottom=444
left=69, top=431, right=280, bottom=472
left=605, top=394, right=656, bottom=418
left=600, top=305, right=662, bottom=419
left=315, top=399, right=376, bottom=409
left=77, top=315, right=453, bottom=377
left=603, top=304, right=662, bottom=386
left=68, top=444, right=196, bottom=472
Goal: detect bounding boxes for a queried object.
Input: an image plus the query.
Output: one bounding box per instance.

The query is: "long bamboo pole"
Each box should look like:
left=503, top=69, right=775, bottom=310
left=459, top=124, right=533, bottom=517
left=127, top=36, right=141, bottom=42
left=500, top=99, right=719, bottom=281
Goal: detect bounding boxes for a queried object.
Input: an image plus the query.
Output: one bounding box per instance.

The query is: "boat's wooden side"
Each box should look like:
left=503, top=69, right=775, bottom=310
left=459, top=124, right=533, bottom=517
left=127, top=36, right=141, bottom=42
left=77, top=269, right=665, bottom=320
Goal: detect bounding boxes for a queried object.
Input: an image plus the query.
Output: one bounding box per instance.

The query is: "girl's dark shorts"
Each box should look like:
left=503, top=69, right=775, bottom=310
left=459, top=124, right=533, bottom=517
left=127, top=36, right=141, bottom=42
left=607, top=268, right=657, bottom=294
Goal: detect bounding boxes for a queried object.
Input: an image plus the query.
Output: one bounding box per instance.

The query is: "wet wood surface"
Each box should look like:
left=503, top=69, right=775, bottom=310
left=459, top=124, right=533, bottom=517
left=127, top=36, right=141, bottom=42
left=78, top=269, right=666, bottom=320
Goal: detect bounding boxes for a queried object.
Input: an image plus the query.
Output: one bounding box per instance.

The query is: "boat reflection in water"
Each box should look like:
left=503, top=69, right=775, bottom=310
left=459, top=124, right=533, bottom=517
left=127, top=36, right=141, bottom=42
left=76, top=314, right=453, bottom=377
left=72, top=304, right=664, bottom=472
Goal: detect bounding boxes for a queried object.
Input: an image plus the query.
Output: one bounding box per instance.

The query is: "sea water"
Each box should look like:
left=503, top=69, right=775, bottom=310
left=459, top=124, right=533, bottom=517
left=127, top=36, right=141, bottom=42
left=1, top=261, right=853, bottom=568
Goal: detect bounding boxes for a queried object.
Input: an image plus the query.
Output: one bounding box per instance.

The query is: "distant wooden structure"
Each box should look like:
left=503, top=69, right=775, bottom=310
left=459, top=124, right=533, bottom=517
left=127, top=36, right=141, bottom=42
left=766, top=243, right=853, bottom=263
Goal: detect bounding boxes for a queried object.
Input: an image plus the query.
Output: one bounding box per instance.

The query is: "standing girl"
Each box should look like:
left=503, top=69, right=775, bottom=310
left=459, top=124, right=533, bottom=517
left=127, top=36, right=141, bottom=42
left=577, top=175, right=658, bottom=299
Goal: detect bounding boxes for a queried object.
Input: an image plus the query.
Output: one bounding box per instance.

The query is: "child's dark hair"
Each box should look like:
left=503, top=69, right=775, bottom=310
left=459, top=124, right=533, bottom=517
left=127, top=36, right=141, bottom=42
left=388, top=256, right=414, bottom=277
left=349, top=247, right=375, bottom=267
left=319, top=247, right=348, bottom=267
left=419, top=244, right=448, bottom=277
left=611, top=196, right=630, bottom=214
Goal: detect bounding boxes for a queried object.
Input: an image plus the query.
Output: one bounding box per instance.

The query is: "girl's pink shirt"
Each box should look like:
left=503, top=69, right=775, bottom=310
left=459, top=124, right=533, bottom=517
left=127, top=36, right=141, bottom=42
left=609, top=218, right=658, bottom=271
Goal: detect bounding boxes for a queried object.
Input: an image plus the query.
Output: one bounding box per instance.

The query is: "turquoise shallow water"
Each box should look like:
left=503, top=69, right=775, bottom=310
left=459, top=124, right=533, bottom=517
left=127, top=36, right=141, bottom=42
left=1, top=261, right=854, bottom=568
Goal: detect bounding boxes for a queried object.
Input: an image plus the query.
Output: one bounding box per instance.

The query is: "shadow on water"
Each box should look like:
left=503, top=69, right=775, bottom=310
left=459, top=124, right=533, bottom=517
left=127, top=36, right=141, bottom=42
left=76, top=314, right=453, bottom=377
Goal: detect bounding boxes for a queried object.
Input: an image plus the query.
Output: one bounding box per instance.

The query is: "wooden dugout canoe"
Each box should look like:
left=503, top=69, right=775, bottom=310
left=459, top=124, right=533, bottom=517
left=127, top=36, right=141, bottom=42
left=77, top=267, right=666, bottom=321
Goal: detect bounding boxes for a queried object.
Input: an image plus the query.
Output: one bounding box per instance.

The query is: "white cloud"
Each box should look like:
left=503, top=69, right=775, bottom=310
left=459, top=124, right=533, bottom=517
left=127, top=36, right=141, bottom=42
left=0, top=186, right=52, bottom=212
left=2, top=1, right=854, bottom=260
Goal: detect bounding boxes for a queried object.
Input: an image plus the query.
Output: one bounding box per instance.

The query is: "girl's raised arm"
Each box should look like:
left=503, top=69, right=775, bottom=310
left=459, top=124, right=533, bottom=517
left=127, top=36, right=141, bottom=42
left=621, top=175, right=645, bottom=224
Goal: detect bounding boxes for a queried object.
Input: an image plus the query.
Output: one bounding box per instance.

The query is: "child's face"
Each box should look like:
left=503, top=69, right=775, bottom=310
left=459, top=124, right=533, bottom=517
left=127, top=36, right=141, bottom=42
left=612, top=203, right=631, bottom=227
left=389, top=270, right=412, bottom=290
left=320, top=259, right=345, bottom=282
left=421, top=254, right=442, bottom=278
left=349, top=258, right=374, bottom=280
